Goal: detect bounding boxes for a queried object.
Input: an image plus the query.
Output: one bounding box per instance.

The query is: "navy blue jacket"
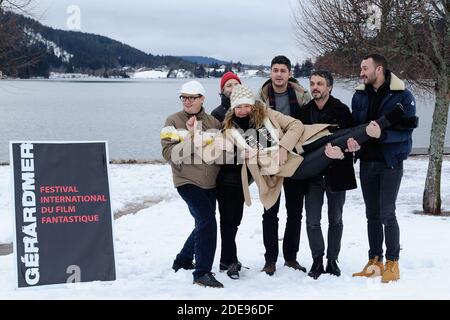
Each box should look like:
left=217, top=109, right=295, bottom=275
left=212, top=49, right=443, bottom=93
left=351, top=72, right=416, bottom=167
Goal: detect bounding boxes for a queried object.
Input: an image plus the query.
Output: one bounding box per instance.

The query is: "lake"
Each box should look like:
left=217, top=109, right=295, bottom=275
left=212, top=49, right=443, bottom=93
left=0, top=77, right=448, bottom=163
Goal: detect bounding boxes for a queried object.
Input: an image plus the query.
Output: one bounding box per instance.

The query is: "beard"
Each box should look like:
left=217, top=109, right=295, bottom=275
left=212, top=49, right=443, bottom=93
left=362, top=73, right=376, bottom=85
left=312, top=91, right=325, bottom=100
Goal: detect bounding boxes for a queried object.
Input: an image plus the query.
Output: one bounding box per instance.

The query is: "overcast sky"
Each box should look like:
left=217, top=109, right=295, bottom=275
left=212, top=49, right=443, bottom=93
left=30, top=0, right=309, bottom=66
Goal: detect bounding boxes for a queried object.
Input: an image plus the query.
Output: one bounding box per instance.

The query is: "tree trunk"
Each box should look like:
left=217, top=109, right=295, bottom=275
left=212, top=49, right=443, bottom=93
left=423, top=77, right=450, bottom=214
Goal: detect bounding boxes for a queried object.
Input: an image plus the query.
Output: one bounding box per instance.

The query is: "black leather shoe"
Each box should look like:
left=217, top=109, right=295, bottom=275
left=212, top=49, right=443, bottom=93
left=193, top=272, right=224, bottom=288
left=325, top=259, right=341, bottom=277
left=308, top=257, right=325, bottom=280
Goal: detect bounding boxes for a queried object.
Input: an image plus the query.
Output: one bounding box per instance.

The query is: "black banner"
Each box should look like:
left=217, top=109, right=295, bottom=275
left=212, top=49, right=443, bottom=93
left=11, top=142, right=116, bottom=287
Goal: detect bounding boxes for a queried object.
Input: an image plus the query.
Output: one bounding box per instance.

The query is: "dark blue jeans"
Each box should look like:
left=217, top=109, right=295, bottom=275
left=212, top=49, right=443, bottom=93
left=262, top=177, right=305, bottom=263
left=360, top=161, right=403, bottom=261
left=305, top=176, right=345, bottom=260
left=177, top=184, right=217, bottom=279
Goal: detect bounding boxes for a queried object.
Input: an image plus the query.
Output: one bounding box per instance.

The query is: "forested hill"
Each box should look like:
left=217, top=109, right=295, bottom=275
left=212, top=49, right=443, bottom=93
left=0, top=12, right=197, bottom=78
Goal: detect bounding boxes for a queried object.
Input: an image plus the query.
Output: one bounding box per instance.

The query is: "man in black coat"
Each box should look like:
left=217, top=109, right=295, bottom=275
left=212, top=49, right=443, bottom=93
left=298, top=70, right=356, bottom=280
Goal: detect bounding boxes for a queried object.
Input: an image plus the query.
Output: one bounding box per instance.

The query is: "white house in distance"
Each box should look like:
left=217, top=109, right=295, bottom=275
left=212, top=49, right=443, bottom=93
left=131, top=67, right=169, bottom=79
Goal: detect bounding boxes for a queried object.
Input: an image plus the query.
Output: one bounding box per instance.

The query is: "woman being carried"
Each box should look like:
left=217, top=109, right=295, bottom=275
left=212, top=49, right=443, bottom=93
left=195, top=85, right=405, bottom=209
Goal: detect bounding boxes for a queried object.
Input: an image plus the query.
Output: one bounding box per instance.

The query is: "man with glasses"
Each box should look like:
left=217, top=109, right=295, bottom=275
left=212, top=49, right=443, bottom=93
left=161, top=80, right=223, bottom=288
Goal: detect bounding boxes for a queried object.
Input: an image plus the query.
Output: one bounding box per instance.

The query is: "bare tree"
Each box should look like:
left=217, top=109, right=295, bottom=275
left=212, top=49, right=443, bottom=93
left=293, top=0, right=450, bottom=215
left=0, top=0, right=40, bottom=77
left=0, top=0, right=33, bottom=12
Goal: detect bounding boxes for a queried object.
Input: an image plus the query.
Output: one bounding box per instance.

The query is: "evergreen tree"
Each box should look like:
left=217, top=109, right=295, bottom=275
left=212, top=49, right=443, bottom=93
left=194, top=64, right=206, bottom=78
left=293, top=62, right=301, bottom=78
left=299, top=59, right=314, bottom=77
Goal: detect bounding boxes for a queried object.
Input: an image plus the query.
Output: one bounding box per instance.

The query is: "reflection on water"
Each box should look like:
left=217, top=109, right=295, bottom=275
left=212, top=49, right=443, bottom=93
left=0, top=78, right=448, bottom=162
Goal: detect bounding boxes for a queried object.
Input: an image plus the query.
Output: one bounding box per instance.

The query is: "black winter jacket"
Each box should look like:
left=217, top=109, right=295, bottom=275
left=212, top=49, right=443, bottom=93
left=299, top=95, right=357, bottom=192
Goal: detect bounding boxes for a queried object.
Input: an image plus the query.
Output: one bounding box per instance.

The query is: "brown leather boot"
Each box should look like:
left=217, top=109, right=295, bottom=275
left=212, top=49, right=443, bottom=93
left=352, top=256, right=384, bottom=277
left=261, top=262, right=276, bottom=276
left=381, top=260, right=400, bottom=283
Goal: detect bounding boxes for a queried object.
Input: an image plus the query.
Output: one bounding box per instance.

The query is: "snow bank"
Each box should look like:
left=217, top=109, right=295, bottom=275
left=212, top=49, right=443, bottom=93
left=0, top=158, right=449, bottom=299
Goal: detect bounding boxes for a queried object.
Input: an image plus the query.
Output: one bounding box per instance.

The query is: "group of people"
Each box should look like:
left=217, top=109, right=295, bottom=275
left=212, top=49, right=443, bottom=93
left=161, top=54, right=418, bottom=288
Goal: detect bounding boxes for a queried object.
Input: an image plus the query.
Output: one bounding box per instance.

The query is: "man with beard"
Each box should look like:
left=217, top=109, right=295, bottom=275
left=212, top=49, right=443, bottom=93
left=298, top=70, right=356, bottom=279
left=349, top=54, right=417, bottom=283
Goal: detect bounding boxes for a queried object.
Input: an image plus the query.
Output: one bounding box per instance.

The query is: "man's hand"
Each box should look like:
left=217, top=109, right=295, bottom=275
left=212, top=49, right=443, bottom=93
left=186, top=116, right=197, bottom=132
left=278, top=147, right=288, bottom=166
left=366, top=121, right=381, bottom=138
left=345, top=137, right=361, bottom=152
left=324, top=143, right=344, bottom=159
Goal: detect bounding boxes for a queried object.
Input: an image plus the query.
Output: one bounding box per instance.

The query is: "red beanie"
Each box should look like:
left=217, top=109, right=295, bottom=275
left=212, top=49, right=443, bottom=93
left=220, top=72, right=241, bottom=90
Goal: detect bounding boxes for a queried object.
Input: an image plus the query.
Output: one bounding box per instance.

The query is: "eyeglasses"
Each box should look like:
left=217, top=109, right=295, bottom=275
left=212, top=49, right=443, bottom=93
left=179, top=95, right=202, bottom=102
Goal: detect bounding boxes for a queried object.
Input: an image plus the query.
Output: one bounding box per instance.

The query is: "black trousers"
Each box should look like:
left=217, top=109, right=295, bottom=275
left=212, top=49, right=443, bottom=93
left=305, top=176, right=345, bottom=260
left=360, top=161, right=403, bottom=261
left=217, top=183, right=245, bottom=267
left=262, top=177, right=306, bottom=263
left=291, top=123, right=375, bottom=180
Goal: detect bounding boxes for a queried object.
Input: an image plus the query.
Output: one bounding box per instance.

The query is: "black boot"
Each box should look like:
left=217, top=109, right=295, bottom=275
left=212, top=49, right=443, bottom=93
left=325, top=259, right=341, bottom=277
left=308, top=257, right=325, bottom=280
left=377, top=103, right=406, bottom=129
left=227, top=262, right=242, bottom=280
left=172, top=254, right=195, bottom=272
left=386, top=103, right=405, bottom=124
left=284, top=260, right=307, bottom=273
left=261, top=261, right=276, bottom=276
left=392, top=116, right=419, bottom=130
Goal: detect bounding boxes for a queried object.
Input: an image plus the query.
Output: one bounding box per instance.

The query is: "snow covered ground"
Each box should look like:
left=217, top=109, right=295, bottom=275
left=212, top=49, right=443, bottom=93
left=0, top=157, right=449, bottom=299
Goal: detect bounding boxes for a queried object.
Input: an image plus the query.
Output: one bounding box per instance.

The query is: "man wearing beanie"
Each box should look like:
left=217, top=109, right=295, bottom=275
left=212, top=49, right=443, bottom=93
left=258, top=55, right=312, bottom=276
left=211, top=71, right=242, bottom=122
left=161, top=80, right=224, bottom=288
